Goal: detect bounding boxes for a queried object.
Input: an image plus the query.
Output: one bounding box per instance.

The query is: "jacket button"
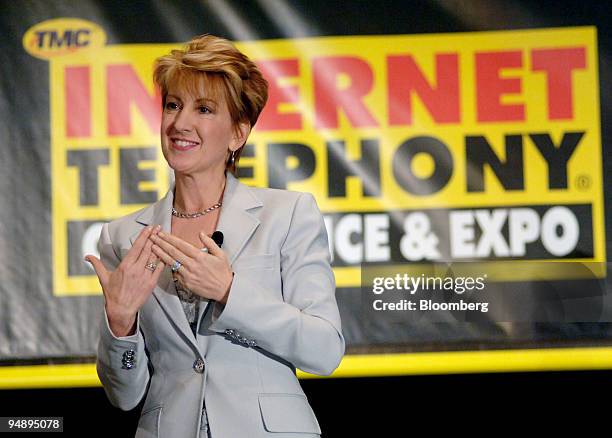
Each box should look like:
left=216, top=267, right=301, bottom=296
left=193, top=358, right=205, bottom=374
left=121, top=349, right=136, bottom=369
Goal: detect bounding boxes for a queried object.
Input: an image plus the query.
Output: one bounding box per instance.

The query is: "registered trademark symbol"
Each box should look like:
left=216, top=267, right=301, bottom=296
left=575, top=174, right=591, bottom=190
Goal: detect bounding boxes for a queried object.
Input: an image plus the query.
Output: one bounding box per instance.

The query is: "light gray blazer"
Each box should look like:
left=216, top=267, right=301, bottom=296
left=96, top=172, right=345, bottom=438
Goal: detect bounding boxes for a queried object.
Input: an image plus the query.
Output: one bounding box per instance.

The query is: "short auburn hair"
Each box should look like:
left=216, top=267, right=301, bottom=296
left=153, top=34, right=268, bottom=174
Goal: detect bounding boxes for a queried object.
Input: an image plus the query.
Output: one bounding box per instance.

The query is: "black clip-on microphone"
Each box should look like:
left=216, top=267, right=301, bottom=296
left=211, top=231, right=224, bottom=248
left=202, top=231, right=223, bottom=253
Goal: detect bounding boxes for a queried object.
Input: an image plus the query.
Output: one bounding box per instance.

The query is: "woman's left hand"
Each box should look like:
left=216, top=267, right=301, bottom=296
left=150, top=231, right=233, bottom=304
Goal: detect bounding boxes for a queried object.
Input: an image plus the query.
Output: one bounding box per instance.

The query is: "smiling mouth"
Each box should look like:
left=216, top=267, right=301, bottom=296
left=171, top=138, right=200, bottom=151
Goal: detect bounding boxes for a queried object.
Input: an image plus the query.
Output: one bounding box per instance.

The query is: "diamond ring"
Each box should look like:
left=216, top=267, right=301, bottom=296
left=145, top=262, right=157, bottom=272
left=171, top=260, right=182, bottom=273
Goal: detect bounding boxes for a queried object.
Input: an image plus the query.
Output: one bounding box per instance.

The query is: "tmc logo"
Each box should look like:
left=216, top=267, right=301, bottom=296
left=34, top=29, right=91, bottom=49
left=23, top=18, right=106, bottom=60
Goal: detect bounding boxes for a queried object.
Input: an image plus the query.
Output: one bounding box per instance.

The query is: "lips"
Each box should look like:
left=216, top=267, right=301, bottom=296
left=170, top=138, right=200, bottom=151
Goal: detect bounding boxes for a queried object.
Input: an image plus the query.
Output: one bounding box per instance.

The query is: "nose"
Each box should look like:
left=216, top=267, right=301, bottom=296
left=172, top=107, right=193, bottom=133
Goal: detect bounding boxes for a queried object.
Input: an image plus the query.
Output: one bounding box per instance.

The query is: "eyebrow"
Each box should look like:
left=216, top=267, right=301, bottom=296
left=195, top=97, right=218, bottom=106
left=166, top=94, right=218, bottom=105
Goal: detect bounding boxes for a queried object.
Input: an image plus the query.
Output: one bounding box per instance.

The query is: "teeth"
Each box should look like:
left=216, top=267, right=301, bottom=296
left=175, top=140, right=197, bottom=147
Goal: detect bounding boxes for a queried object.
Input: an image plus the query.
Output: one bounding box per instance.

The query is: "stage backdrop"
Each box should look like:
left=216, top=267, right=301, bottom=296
left=0, top=0, right=610, bottom=375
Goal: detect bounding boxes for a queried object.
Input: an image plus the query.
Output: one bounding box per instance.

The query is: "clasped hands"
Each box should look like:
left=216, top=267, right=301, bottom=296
left=86, top=225, right=233, bottom=336
left=150, top=229, right=233, bottom=305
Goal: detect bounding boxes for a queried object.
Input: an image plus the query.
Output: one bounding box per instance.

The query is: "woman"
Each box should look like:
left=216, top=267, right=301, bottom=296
left=85, top=34, right=344, bottom=438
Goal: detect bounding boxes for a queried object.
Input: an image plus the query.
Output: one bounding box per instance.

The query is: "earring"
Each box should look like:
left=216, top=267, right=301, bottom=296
left=230, top=150, right=236, bottom=165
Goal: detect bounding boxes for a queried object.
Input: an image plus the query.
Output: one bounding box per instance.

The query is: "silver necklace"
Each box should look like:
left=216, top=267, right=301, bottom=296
left=172, top=201, right=222, bottom=219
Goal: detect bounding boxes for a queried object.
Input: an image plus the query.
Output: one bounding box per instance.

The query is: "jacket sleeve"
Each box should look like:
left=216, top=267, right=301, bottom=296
left=209, top=192, right=345, bottom=375
left=95, top=222, right=150, bottom=411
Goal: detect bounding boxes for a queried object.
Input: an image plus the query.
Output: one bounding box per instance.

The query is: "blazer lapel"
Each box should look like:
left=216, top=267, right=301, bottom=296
left=197, top=173, right=262, bottom=346
left=216, top=172, right=262, bottom=266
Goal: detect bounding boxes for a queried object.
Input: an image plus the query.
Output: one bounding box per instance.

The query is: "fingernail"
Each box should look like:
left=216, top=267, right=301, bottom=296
left=156, top=225, right=162, bottom=231
left=158, top=231, right=165, bottom=237
left=200, top=232, right=205, bottom=236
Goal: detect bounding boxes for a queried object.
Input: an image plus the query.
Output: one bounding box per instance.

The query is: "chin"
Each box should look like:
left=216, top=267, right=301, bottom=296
left=165, top=155, right=192, bottom=172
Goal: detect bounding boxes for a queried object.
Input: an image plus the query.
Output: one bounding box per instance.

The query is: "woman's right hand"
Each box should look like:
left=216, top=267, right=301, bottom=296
left=85, top=225, right=165, bottom=336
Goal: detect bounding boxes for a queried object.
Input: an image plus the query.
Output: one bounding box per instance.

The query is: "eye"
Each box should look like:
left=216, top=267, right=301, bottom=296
left=165, top=101, right=180, bottom=111
left=199, top=106, right=211, bottom=114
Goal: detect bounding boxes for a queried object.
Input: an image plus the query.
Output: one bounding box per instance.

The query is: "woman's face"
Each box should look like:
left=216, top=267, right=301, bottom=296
left=160, top=84, right=244, bottom=176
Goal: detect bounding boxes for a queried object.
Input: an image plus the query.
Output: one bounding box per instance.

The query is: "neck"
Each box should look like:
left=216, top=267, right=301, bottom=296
left=173, top=170, right=227, bottom=213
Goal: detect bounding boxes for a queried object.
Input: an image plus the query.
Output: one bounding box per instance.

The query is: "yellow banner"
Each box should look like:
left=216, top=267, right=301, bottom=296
left=24, top=20, right=603, bottom=295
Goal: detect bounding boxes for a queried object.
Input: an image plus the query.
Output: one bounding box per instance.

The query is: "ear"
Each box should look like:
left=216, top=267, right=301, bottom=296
left=230, top=122, right=251, bottom=151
